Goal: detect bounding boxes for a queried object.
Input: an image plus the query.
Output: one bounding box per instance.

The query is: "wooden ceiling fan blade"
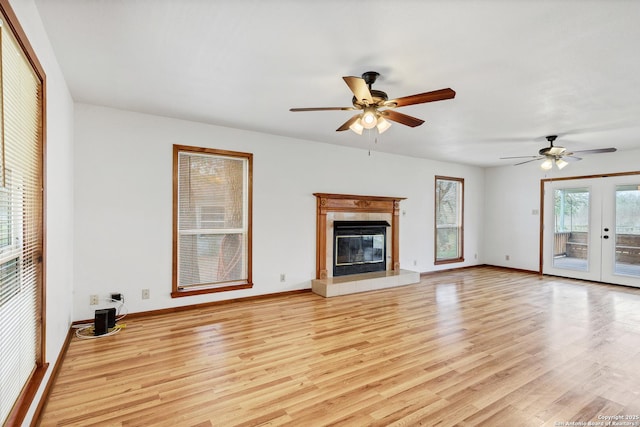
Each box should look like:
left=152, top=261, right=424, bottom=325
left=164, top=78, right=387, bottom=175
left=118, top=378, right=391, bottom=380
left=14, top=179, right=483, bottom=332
left=290, top=107, right=355, bottom=112
left=388, top=88, right=456, bottom=108
left=343, top=76, right=373, bottom=104
left=513, top=157, right=544, bottom=166
left=336, top=114, right=361, bottom=132
left=500, top=155, right=540, bottom=159
left=381, top=110, right=425, bottom=127
left=563, top=155, right=582, bottom=162
left=570, top=147, right=617, bottom=155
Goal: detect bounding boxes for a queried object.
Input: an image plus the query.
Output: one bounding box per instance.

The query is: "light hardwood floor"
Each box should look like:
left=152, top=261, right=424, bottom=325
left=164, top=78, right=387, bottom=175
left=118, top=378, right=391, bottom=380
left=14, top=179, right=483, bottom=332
left=38, top=267, right=640, bottom=426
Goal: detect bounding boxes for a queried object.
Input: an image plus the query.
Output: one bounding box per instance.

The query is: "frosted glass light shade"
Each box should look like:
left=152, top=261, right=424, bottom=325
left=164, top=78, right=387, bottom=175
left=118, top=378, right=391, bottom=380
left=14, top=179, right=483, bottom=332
left=376, top=117, right=391, bottom=133
left=361, top=108, right=377, bottom=129
left=349, top=119, right=364, bottom=135
left=555, top=158, right=568, bottom=170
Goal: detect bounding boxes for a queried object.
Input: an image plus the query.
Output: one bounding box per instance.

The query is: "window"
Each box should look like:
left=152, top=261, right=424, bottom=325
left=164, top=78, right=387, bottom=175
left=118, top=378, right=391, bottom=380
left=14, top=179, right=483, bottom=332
left=0, top=176, right=20, bottom=306
left=172, top=145, right=252, bottom=297
left=0, top=1, right=46, bottom=425
left=435, top=176, right=464, bottom=264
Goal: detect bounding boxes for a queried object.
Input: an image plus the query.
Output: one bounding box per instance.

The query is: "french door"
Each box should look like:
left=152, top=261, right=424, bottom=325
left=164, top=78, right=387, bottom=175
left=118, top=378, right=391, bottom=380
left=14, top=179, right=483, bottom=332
left=543, top=174, right=640, bottom=288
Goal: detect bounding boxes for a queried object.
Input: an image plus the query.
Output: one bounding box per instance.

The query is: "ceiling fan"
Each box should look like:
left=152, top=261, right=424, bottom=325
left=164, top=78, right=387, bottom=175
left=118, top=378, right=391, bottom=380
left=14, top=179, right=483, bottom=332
left=289, top=71, right=455, bottom=135
left=500, top=135, right=617, bottom=170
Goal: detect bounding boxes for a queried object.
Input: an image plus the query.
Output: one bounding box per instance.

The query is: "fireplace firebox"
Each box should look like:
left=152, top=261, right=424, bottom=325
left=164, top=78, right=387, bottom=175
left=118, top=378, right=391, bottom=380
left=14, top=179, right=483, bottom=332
left=333, top=221, right=390, bottom=277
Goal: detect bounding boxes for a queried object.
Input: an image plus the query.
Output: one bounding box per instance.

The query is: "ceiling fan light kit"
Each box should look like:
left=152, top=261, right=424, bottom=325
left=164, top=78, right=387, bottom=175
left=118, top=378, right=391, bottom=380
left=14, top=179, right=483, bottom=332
left=348, top=108, right=392, bottom=135
left=290, top=71, right=455, bottom=136
left=361, top=107, right=378, bottom=129
left=540, top=157, right=568, bottom=171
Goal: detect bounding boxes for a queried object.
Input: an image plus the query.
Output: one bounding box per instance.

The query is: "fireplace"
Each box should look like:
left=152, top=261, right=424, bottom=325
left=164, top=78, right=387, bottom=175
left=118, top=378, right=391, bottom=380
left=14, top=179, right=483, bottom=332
left=312, top=193, right=418, bottom=297
left=333, top=221, right=390, bottom=276
left=313, top=193, right=405, bottom=279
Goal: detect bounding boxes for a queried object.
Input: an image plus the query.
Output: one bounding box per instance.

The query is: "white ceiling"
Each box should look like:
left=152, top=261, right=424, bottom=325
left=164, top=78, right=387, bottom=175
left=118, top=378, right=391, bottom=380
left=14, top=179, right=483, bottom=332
left=34, top=0, right=640, bottom=167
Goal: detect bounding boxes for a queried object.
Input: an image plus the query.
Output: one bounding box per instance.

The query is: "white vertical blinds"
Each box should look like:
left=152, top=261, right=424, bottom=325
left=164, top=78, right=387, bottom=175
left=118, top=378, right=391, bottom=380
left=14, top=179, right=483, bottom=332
left=0, top=17, right=43, bottom=425
left=177, top=150, right=248, bottom=289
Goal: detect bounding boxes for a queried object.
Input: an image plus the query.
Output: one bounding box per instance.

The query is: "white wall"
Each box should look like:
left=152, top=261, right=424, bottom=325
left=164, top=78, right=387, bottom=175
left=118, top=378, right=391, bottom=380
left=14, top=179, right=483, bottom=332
left=8, top=0, right=75, bottom=424
left=73, top=104, right=485, bottom=320
left=484, top=149, right=640, bottom=271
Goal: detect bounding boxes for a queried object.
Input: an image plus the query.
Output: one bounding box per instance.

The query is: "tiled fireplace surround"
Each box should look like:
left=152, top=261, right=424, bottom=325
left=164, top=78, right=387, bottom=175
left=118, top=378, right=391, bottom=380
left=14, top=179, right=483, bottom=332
left=311, top=193, right=420, bottom=297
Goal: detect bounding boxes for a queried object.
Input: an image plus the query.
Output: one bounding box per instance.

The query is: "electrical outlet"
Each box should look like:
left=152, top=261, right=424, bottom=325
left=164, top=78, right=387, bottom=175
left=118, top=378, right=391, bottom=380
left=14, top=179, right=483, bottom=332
left=280, top=273, right=286, bottom=282
left=142, top=289, right=150, bottom=299
left=413, top=260, right=417, bottom=266
left=505, top=255, right=510, bottom=261
left=90, top=295, right=99, bottom=305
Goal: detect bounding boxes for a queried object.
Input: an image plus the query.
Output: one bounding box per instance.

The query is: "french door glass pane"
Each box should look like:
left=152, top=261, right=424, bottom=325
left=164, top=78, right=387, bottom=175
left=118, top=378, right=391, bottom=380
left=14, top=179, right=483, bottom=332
left=614, top=184, right=640, bottom=277
left=553, top=187, right=590, bottom=271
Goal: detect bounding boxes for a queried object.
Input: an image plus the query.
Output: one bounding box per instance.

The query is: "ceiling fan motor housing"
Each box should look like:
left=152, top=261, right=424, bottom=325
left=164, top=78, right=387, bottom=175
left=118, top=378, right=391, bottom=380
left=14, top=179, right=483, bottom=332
left=539, top=146, right=566, bottom=156
left=352, top=89, right=388, bottom=108
left=539, top=136, right=565, bottom=156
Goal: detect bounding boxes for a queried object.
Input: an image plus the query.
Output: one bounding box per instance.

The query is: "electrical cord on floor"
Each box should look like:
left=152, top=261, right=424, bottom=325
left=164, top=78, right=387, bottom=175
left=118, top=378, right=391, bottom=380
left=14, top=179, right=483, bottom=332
left=113, top=297, right=128, bottom=323
left=74, top=297, right=128, bottom=340
left=75, top=324, right=125, bottom=339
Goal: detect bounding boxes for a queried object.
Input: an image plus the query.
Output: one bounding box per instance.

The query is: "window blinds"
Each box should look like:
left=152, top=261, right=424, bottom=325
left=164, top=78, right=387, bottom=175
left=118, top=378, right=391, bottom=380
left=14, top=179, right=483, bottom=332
left=0, top=18, right=44, bottom=425
left=176, top=150, right=248, bottom=289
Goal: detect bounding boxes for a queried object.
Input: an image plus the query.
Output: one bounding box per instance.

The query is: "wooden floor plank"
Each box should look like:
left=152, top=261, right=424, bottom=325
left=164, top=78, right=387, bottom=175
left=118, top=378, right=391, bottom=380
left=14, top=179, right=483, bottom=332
left=38, top=267, right=640, bottom=426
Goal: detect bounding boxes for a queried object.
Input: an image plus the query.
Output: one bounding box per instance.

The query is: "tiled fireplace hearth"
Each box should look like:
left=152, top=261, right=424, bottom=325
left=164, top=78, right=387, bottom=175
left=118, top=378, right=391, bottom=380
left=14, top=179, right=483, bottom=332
left=311, top=193, right=420, bottom=297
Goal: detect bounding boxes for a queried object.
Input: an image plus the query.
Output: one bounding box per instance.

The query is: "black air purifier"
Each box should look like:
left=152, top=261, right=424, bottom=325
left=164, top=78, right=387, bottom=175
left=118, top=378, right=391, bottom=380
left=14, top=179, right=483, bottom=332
left=106, top=307, right=116, bottom=328
left=94, top=309, right=109, bottom=336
